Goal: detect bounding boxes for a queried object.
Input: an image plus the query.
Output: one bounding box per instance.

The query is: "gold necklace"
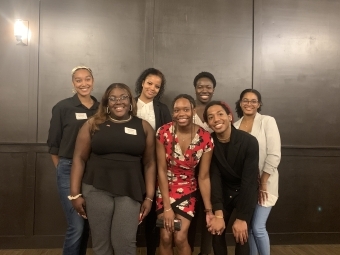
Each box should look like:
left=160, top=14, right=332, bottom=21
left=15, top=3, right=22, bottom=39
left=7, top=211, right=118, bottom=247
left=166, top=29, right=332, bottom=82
left=108, top=115, right=132, bottom=123
left=217, top=136, right=230, bottom=142
left=242, top=117, right=255, bottom=128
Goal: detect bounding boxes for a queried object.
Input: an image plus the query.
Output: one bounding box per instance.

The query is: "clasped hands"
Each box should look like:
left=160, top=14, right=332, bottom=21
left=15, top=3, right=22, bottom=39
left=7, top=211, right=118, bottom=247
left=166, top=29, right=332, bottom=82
left=206, top=212, right=225, bottom=235
left=206, top=213, right=249, bottom=245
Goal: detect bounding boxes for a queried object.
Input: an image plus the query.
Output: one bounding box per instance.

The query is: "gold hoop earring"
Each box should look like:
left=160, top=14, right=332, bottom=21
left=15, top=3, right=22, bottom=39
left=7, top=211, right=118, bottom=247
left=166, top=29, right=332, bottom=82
left=106, top=106, right=110, bottom=114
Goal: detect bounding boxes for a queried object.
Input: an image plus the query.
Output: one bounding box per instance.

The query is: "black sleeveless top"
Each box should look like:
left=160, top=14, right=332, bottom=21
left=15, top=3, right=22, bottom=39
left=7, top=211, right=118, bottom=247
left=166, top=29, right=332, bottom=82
left=83, top=116, right=147, bottom=202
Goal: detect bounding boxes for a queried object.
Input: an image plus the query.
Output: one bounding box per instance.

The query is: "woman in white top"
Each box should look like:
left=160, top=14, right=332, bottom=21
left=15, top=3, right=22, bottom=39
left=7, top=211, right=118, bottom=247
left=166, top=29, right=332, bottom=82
left=234, top=89, right=281, bottom=255
left=135, top=68, right=172, bottom=255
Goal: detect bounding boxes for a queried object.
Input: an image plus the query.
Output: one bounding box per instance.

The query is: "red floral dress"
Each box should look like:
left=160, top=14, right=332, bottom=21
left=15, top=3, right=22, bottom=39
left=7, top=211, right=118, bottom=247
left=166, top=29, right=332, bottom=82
left=156, top=122, right=214, bottom=220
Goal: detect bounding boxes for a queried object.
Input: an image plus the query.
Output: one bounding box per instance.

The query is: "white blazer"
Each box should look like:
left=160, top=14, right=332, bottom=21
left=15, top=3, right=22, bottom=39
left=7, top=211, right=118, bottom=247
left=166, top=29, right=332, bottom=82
left=234, top=112, right=281, bottom=206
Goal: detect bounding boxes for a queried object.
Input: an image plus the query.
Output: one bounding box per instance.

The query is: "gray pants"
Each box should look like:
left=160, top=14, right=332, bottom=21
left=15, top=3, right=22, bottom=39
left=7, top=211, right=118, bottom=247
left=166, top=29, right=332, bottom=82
left=82, top=183, right=140, bottom=255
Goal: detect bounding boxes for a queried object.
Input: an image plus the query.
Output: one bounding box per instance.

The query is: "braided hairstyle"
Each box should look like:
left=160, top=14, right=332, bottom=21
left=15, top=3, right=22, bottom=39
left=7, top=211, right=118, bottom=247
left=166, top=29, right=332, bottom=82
left=170, top=94, right=196, bottom=187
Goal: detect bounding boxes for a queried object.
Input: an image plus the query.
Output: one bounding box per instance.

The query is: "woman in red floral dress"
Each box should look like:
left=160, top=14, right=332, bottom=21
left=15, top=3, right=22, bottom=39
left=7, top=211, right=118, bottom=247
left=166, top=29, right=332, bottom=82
left=156, top=94, right=214, bottom=255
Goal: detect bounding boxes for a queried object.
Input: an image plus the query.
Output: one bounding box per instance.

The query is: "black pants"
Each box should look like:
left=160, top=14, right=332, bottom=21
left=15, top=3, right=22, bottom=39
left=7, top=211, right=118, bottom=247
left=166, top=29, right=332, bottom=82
left=144, top=198, right=160, bottom=255
left=212, top=198, right=254, bottom=255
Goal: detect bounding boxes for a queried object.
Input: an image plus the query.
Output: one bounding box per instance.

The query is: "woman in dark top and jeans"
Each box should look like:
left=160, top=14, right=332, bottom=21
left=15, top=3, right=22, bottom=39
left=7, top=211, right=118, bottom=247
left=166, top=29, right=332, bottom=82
left=135, top=68, right=172, bottom=255
left=47, top=66, right=99, bottom=255
left=70, top=83, right=156, bottom=255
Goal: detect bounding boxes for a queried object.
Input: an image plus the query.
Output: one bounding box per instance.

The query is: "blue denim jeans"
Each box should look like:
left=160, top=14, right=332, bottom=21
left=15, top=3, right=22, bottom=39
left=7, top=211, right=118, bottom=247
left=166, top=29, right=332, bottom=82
left=56, top=157, right=89, bottom=255
left=249, top=204, right=272, bottom=255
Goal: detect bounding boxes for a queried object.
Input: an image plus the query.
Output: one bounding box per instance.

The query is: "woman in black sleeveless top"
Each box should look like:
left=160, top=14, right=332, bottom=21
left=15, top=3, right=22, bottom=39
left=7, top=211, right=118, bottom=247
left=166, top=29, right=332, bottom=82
left=70, top=83, right=156, bottom=255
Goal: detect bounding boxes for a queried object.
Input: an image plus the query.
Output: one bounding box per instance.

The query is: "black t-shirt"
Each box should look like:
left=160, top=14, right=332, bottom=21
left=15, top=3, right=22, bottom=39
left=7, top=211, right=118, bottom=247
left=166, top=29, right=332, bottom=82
left=47, top=94, right=99, bottom=158
left=218, top=140, right=230, bottom=156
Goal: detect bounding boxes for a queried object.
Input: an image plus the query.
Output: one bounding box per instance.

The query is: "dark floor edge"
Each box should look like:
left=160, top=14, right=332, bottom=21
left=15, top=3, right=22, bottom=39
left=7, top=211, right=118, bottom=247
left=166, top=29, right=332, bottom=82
left=1, top=233, right=339, bottom=249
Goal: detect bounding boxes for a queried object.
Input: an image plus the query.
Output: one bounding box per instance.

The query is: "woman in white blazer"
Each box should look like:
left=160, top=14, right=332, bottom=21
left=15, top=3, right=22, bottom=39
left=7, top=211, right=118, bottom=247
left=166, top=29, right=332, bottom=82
left=234, top=89, right=281, bottom=255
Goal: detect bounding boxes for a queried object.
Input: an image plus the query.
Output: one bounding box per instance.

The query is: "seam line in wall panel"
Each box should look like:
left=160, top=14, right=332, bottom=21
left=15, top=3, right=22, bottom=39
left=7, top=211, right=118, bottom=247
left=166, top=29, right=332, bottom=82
left=152, top=0, right=155, bottom=67
left=251, top=0, right=255, bottom=89
left=36, top=0, right=41, bottom=142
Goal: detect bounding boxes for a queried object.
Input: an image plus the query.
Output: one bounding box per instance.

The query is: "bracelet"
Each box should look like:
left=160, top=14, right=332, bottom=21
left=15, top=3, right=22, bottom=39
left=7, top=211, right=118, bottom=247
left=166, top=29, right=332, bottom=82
left=67, top=194, right=82, bottom=200
left=215, top=215, right=224, bottom=219
left=145, top=197, right=153, bottom=202
left=204, top=208, right=212, bottom=213
left=164, top=207, right=172, bottom=212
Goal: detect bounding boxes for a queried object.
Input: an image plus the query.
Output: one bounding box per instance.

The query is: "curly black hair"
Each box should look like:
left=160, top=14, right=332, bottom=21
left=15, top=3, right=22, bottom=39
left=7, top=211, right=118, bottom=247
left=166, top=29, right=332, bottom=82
left=135, top=68, right=166, bottom=100
left=193, top=71, right=216, bottom=88
left=235, top=89, right=262, bottom=118
left=203, top=101, right=233, bottom=123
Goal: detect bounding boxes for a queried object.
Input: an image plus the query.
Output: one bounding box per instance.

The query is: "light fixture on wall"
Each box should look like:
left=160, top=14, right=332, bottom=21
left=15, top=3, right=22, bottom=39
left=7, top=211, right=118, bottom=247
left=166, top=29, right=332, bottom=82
left=14, top=19, right=29, bottom=46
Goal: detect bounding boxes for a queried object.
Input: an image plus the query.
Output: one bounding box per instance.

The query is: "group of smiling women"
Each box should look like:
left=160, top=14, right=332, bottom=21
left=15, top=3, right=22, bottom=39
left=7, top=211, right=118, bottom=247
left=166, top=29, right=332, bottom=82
left=47, top=66, right=281, bottom=255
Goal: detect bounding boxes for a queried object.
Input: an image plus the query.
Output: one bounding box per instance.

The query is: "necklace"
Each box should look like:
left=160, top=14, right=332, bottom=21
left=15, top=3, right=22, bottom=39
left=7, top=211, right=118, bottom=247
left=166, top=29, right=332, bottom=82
left=176, top=125, right=195, bottom=142
left=108, top=115, right=132, bottom=123
left=242, top=117, right=255, bottom=128
left=178, top=134, right=191, bottom=142
left=217, top=136, right=230, bottom=142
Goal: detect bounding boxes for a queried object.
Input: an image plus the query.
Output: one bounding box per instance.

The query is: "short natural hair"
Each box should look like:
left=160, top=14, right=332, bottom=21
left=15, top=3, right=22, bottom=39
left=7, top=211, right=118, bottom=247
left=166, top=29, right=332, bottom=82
left=193, top=71, right=216, bottom=88
left=203, top=101, right=234, bottom=123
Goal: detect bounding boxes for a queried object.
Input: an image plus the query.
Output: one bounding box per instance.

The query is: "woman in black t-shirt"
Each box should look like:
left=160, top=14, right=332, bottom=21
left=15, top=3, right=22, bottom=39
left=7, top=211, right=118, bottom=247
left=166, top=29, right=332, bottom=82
left=47, top=66, right=99, bottom=255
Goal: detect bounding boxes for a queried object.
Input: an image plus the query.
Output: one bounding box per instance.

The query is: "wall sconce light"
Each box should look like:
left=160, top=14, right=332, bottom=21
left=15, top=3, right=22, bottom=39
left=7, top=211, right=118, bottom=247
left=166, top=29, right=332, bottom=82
left=14, top=19, right=29, bottom=46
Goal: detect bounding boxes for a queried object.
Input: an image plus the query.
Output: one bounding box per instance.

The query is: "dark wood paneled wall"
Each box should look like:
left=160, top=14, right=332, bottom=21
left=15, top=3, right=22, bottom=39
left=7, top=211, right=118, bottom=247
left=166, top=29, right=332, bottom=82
left=1, top=144, right=339, bottom=248
left=1, top=0, right=340, bottom=249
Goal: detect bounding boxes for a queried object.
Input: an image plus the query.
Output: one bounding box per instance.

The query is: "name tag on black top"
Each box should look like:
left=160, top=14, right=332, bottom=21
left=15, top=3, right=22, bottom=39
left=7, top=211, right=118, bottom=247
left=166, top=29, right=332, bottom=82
left=75, top=113, right=87, bottom=120
left=125, top=127, right=137, bottom=135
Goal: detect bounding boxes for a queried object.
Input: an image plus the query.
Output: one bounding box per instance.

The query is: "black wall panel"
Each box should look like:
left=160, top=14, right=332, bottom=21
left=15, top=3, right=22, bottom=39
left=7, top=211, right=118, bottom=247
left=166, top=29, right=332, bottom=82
left=253, top=0, right=340, bottom=146
left=0, top=153, right=26, bottom=236
left=154, top=0, right=253, bottom=106
left=34, top=153, right=65, bottom=236
left=0, top=0, right=36, bottom=142
left=37, top=0, right=147, bottom=143
left=268, top=152, right=340, bottom=233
